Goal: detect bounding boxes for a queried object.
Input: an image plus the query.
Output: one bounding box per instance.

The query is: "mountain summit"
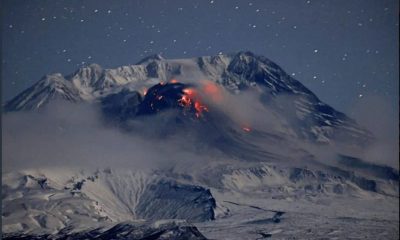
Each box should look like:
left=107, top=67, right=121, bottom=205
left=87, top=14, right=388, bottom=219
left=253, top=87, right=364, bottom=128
left=2, top=52, right=398, bottom=239
left=4, top=51, right=372, bottom=146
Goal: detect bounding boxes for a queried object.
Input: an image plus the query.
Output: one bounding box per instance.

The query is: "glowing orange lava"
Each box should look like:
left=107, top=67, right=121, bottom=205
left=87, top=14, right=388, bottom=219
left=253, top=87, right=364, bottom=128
left=179, top=94, right=192, bottom=107
left=194, top=101, right=209, bottom=118
left=182, top=88, right=195, bottom=96
left=242, top=127, right=251, bottom=132
left=179, top=87, right=209, bottom=118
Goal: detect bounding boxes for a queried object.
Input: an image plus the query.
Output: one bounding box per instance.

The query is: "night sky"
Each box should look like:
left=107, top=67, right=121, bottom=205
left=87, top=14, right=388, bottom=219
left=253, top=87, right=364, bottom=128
left=1, top=0, right=398, bottom=116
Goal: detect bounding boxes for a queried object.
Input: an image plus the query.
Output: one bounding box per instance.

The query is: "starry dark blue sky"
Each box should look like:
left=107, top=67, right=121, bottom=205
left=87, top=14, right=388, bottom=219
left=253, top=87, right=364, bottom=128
left=1, top=0, right=398, bottom=116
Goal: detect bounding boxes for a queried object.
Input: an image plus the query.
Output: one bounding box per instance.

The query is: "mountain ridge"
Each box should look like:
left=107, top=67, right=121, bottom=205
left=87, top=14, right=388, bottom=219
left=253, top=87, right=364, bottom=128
left=2, top=51, right=398, bottom=239
left=3, top=51, right=323, bottom=109
left=3, top=51, right=372, bottom=146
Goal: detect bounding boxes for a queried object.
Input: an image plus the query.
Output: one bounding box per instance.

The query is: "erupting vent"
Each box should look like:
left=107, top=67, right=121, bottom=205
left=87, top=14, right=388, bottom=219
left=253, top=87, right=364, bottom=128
left=137, top=80, right=211, bottom=119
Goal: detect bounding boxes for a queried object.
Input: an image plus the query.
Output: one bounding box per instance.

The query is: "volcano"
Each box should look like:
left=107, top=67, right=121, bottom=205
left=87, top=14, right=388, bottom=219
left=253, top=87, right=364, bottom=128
left=4, top=51, right=373, bottom=145
left=2, top=52, right=398, bottom=239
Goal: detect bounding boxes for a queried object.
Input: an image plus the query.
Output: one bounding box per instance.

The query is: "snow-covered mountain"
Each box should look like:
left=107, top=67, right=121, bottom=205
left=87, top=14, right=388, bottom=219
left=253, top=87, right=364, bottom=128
left=2, top=52, right=398, bottom=239
left=4, top=51, right=372, bottom=146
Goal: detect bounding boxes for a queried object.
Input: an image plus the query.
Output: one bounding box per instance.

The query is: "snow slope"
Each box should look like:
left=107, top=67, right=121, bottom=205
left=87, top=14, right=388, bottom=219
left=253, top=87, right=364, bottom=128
left=4, top=51, right=372, bottom=146
left=2, top=163, right=398, bottom=239
left=2, top=52, right=398, bottom=239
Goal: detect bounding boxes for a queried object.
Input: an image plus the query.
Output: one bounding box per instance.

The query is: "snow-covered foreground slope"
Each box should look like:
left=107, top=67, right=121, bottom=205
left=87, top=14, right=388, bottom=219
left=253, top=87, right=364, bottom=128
left=2, top=52, right=398, bottom=239
left=2, top=162, right=399, bottom=239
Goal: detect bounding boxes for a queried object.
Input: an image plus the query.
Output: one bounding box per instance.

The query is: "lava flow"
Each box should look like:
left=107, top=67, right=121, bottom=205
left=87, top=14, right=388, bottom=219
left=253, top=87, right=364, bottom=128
left=178, top=87, right=209, bottom=118
left=242, top=126, right=252, bottom=132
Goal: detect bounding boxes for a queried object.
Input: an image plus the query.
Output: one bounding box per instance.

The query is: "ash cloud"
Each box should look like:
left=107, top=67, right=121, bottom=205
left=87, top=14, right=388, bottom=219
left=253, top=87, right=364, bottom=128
left=1, top=101, right=223, bottom=172
left=2, top=83, right=398, bottom=174
left=348, top=95, right=399, bottom=169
